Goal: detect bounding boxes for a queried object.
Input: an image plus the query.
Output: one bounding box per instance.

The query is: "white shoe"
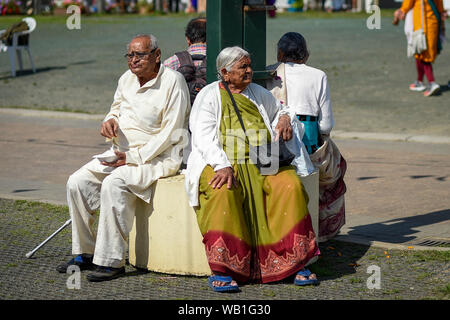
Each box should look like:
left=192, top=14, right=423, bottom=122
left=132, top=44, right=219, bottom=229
left=424, top=82, right=440, bottom=97
left=409, top=81, right=426, bottom=92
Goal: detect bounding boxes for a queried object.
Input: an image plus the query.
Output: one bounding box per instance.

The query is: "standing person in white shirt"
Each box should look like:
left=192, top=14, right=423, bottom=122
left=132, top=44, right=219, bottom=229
left=266, top=32, right=347, bottom=242
left=56, top=34, right=191, bottom=282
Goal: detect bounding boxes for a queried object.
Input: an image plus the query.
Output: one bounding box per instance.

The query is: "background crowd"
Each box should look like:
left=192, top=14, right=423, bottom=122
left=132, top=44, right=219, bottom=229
left=0, top=0, right=418, bottom=16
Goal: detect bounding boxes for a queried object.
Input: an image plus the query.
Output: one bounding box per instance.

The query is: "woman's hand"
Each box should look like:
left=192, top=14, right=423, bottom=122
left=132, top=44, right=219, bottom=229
left=394, top=9, right=405, bottom=21
left=275, top=114, right=293, bottom=141
left=209, top=167, right=238, bottom=190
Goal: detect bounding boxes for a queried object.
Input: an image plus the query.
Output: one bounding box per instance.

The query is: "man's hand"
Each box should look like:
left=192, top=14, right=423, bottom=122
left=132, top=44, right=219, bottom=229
left=209, top=167, right=238, bottom=190
left=101, top=118, right=118, bottom=139
left=275, top=114, right=292, bottom=141
left=100, top=151, right=126, bottom=167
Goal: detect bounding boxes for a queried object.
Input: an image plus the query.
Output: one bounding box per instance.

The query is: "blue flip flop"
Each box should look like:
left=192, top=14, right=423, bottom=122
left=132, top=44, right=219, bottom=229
left=208, top=275, right=240, bottom=292
left=294, top=268, right=319, bottom=286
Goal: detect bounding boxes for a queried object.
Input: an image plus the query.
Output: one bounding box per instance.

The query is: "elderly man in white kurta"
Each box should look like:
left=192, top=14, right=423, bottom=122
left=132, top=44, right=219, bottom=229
left=56, top=34, right=190, bottom=282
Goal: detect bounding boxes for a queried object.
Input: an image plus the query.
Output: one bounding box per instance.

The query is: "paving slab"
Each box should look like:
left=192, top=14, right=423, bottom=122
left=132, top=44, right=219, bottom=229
left=333, top=138, right=450, bottom=248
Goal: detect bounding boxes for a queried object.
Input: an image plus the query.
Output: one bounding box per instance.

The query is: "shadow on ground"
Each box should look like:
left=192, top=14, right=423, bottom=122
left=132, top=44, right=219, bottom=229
left=259, top=239, right=371, bottom=287
left=346, top=209, right=450, bottom=244
left=0, top=60, right=96, bottom=80
left=0, top=66, right=66, bottom=80
left=433, top=82, right=450, bottom=96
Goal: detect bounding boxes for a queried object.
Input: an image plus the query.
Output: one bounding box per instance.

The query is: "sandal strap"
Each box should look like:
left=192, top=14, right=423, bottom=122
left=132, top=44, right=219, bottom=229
left=297, top=268, right=312, bottom=277
left=209, top=275, right=233, bottom=284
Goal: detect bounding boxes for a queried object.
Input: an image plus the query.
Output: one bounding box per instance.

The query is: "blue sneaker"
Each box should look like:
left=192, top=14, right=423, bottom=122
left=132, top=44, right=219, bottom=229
left=56, top=254, right=94, bottom=273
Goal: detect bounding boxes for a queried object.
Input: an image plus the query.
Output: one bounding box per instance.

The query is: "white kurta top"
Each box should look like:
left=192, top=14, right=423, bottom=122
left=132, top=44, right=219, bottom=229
left=267, top=62, right=334, bottom=135
left=184, top=81, right=301, bottom=207
left=284, top=63, right=334, bottom=134
left=92, top=64, right=190, bottom=203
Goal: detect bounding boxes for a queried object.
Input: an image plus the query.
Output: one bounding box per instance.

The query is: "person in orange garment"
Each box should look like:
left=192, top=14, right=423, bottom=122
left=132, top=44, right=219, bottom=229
left=394, top=0, right=447, bottom=97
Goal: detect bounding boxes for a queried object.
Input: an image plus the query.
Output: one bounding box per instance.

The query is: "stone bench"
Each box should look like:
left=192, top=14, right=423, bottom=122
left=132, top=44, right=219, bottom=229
left=128, top=172, right=319, bottom=276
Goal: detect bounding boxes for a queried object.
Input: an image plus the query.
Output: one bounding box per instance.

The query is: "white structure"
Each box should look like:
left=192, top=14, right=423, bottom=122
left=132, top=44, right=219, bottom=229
left=444, top=0, right=450, bottom=12
left=128, top=172, right=319, bottom=275
left=275, top=0, right=290, bottom=10
left=0, top=17, right=37, bottom=77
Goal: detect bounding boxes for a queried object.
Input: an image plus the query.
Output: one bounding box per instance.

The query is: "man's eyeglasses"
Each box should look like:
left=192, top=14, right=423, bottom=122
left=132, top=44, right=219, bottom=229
left=124, top=48, right=157, bottom=60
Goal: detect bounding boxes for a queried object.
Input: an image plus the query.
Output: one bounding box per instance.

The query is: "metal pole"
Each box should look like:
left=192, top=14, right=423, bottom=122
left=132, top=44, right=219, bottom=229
left=206, top=0, right=243, bottom=84
left=97, top=0, right=103, bottom=13
left=33, top=0, right=38, bottom=15
left=206, top=0, right=270, bottom=85
left=25, top=219, right=72, bottom=258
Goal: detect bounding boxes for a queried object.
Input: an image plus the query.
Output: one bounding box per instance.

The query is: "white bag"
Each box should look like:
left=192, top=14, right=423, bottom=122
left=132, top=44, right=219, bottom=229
left=411, top=29, right=427, bottom=54
left=410, top=0, right=427, bottom=55
left=282, top=119, right=315, bottom=177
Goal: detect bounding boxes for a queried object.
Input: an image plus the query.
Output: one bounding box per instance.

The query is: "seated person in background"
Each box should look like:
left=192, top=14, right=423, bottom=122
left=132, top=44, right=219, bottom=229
left=266, top=32, right=347, bottom=243
left=57, top=34, right=190, bottom=282
left=164, top=17, right=206, bottom=165
left=185, top=46, right=320, bottom=293
left=163, top=17, right=206, bottom=71
left=163, top=17, right=206, bottom=105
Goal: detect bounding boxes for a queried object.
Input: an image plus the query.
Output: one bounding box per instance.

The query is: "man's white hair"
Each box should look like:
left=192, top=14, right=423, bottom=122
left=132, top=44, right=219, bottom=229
left=216, top=46, right=250, bottom=79
left=127, top=34, right=158, bottom=51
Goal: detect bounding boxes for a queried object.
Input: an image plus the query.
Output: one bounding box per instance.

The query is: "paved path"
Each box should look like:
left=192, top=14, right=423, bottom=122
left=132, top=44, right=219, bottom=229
left=1, top=16, right=449, bottom=136
left=1, top=197, right=447, bottom=300
left=1, top=108, right=449, bottom=250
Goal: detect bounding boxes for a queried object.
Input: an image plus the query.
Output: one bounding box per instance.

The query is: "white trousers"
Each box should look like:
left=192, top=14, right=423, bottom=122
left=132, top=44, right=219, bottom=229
left=67, top=160, right=145, bottom=268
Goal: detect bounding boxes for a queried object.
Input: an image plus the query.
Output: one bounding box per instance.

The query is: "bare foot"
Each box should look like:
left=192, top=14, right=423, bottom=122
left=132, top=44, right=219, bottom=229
left=295, top=272, right=317, bottom=282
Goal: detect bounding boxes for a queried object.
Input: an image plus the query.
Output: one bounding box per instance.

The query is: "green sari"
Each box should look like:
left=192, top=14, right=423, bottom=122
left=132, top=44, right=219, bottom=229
left=195, top=87, right=319, bottom=283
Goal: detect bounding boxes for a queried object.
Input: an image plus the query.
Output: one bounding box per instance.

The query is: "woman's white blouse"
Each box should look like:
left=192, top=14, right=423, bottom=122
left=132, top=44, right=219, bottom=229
left=285, top=63, right=334, bottom=134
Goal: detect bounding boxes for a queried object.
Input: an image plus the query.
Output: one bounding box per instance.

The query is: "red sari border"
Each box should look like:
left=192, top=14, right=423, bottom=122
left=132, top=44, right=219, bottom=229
left=258, top=215, right=320, bottom=283
left=203, top=215, right=320, bottom=284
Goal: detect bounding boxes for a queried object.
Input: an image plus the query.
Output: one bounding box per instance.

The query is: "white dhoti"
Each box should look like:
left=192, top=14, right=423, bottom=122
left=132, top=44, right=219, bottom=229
left=67, top=156, right=179, bottom=268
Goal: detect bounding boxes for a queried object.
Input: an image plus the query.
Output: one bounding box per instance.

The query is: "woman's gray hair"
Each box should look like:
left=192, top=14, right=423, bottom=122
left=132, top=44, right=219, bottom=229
left=127, top=34, right=158, bottom=51
left=216, top=46, right=250, bottom=79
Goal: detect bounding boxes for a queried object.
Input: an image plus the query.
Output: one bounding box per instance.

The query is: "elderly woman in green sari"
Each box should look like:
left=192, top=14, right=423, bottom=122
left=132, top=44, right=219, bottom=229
left=184, top=46, right=320, bottom=292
